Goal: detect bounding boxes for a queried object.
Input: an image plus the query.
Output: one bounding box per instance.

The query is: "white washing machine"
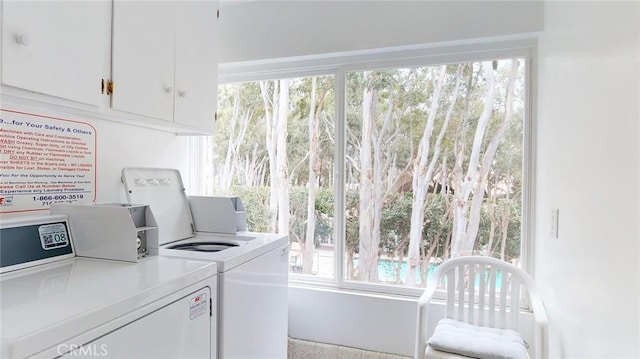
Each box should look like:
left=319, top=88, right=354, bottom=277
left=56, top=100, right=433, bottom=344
left=161, top=232, right=289, bottom=359
left=0, top=215, right=218, bottom=359
left=121, top=168, right=289, bottom=359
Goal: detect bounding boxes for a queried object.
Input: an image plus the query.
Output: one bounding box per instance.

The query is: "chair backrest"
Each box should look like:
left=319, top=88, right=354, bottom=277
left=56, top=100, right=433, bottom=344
left=429, top=256, right=536, bottom=330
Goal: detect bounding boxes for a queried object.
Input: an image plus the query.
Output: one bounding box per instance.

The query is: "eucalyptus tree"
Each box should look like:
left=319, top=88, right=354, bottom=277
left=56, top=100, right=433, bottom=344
left=357, top=71, right=383, bottom=281
left=348, top=70, right=414, bottom=282
left=300, top=77, right=334, bottom=273
left=404, top=64, right=465, bottom=286
left=215, top=82, right=266, bottom=189
left=259, top=80, right=291, bottom=233
left=484, top=113, right=523, bottom=260
left=450, top=59, right=521, bottom=258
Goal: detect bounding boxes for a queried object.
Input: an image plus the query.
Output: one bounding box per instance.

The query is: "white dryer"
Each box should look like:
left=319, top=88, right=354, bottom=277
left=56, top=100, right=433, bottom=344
left=121, top=168, right=289, bottom=359
left=0, top=215, right=218, bottom=359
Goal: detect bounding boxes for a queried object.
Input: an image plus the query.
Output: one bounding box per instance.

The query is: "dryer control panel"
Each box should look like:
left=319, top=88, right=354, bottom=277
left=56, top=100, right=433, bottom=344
left=0, top=215, right=75, bottom=273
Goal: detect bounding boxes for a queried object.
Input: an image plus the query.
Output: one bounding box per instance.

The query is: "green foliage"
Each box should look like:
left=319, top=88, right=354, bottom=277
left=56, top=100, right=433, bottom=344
left=379, top=192, right=412, bottom=254
left=226, top=185, right=335, bottom=246
left=475, top=197, right=522, bottom=261
left=314, top=187, right=335, bottom=242
left=226, top=186, right=270, bottom=232
left=345, top=188, right=360, bottom=253
left=423, top=193, right=453, bottom=257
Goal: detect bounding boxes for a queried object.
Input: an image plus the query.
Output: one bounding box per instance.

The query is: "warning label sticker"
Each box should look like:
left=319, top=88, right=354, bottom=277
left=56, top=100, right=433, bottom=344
left=190, top=292, right=208, bottom=320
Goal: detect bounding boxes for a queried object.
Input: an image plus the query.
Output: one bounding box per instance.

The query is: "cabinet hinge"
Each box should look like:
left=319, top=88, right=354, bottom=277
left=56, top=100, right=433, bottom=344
left=209, top=298, right=213, bottom=317
left=214, top=112, right=218, bottom=122
left=217, top=9, right=220, bottom=19
left=101, top=79, right=114, bottom=95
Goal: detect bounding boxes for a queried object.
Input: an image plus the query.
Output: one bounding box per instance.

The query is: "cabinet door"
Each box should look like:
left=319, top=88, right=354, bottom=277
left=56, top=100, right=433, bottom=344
left=174, top=1, right=218, bottom=133
left=111, top=1, right=176, bottom=122
left=1, top=1, right=110, bottom=106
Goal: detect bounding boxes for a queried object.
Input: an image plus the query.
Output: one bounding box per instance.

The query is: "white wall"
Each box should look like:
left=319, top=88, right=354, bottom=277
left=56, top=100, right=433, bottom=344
left=535, top=1, right=639, bottom=358
left=92, top=119, right=190, bottom=203
left=218, top=0, right=543, bottom=63
left=288, top=286, right=416, bottom=356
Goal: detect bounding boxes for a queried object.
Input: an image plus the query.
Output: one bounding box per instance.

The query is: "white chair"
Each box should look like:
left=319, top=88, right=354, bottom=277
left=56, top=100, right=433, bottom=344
left=415, top=256, right=548, bottom=359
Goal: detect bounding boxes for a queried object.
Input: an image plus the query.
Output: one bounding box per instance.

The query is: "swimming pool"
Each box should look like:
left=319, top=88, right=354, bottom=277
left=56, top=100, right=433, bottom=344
left=354, top=259, right=504, bottom=287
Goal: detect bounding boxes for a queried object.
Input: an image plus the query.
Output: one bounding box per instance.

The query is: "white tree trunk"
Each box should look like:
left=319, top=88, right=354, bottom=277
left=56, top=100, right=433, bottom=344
left=303, top=77, right=318, bottom=274
left=358, top=76, right=377, bottom=281
left=221, top=85, right=252, bottom=189
left=451, top=59, right=519, bottom=257
left=358, top=75, right=400, bottom=282
left=451, top=61, right=496, bottom=257
left=260, top=81, right=279, bottom=233
left=276, top=80, right=290, bottom=235
left=406, top=65, right=463, bottom=286
left=463, top=59, right=519, bottom=249
left=500, top=205, right=510, bottom=260
left=220, top=84, right=241, bottom=189
left=368, top=88, right=398, bottom=282
left=487, top=199, right=497, bottom=255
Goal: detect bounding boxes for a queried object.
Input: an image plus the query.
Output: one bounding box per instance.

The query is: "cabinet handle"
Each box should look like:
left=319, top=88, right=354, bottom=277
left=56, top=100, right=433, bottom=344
left=15, top=33, right=30, bottom=46
left=164, top=86, right=173, bottom=94
left=178, top=90, right=187, bottom=98
left=101, top=79, right=114, bottom=95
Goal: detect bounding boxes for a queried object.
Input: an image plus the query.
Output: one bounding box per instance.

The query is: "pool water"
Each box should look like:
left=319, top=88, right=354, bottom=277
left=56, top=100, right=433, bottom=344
left=376, top=259, right=437, bottom=285
left=354, top=259, right=504, bottom=287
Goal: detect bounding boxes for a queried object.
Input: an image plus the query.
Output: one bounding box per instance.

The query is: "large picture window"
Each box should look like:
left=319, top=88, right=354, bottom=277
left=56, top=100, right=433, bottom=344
left=200, top=48, right=531, bottom=294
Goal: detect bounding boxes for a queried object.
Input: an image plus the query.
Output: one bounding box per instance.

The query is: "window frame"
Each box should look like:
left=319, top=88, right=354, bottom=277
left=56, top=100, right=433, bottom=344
left=208, top=39, right=536, bottom=298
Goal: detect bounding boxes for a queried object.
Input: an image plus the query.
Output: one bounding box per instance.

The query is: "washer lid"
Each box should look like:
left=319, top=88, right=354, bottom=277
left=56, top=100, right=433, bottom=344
left=122, top=168, right=195, bottom=245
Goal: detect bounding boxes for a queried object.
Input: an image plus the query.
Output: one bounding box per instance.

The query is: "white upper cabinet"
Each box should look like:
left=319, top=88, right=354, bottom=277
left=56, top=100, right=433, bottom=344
left=0, top=0, right=219, bottom=134
left=111, top=0, right=219, bottom=133
left=111, top=1, right=176, bottom=122
left=174, top=1, right=219, bottom=131
left=1, top=1, right=111, bottom=107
